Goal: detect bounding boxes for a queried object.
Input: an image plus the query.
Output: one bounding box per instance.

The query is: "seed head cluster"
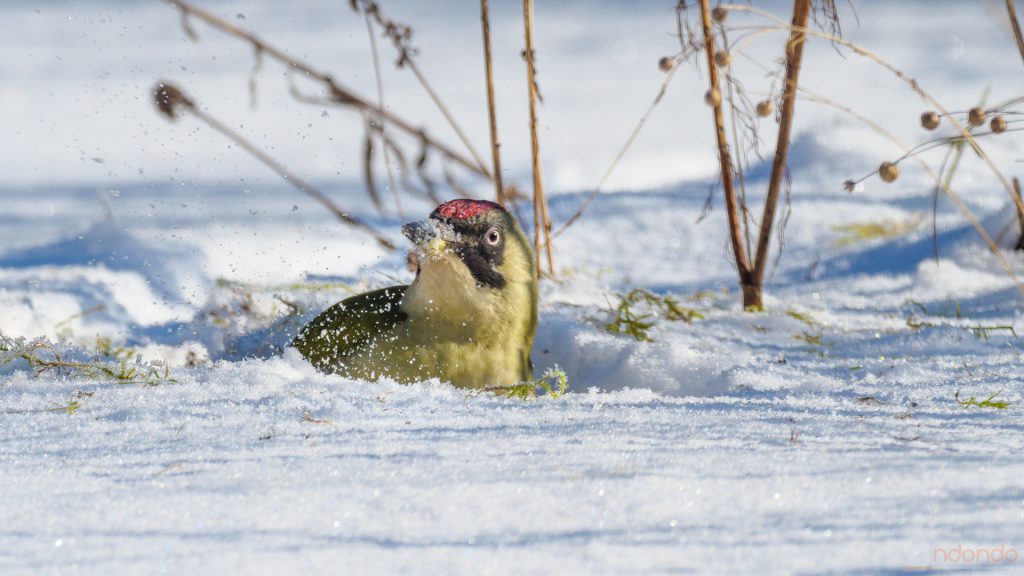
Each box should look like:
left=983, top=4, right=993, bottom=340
left=991, top=116, right=1007, bottom=134
left=153, top=82, right=193, bottom=120
left=968, top=106, right=986, bottom=127
left=920, top=111, right=940, bottom=131
left=879, top=161, right=899, bottom=183
left=705, top=88, right=722, bottom=107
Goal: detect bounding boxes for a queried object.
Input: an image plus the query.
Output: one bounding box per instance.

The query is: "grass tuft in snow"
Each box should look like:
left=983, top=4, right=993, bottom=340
left=967, top=325, right=1017, bottom=341
left=905, top=299, right=964, bottom=319
left=487, top=367, right=569, bottom=400
left=604, top=289, right=704, bottom=342
left=1, top=332, right=175, bottom=386
left=54, top=304, right=107, bottom=339
left=831, top=215, right=923, bottom=247
left=216, top=277, right=355, bottom=295
left=1, top=391, right=91, bottom=416
left=63, top=398, right=82, bottom=415
left=605, top=294, right=656, bottom=342
left=794, top=329, right=831, bottom=357
left=785, top=308, right=817, bottom=326
left=95, top=336, right=138, bottom=363
left=902, top=308, right=1017, bottom=341
left=955, top=390, right=1011, bottom=410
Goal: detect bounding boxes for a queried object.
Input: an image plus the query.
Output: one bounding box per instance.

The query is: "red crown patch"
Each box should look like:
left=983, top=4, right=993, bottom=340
left=433, top=199, right=502, bottom=220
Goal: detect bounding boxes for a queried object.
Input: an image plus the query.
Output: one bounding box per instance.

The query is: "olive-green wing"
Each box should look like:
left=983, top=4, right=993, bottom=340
left=291, top=285, right=408, bottom=372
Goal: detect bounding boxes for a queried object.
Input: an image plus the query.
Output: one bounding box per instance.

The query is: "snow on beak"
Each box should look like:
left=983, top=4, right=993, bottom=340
left=402, top=218, right=458, bottom=254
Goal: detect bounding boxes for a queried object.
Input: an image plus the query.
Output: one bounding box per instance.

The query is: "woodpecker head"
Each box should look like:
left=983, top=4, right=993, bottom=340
left=402, top=199, right=535, bottom=293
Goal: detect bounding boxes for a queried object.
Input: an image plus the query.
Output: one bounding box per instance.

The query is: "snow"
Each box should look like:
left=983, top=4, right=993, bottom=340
left=3, top=0, right=1024, bottom=573
left=3, top=352, right=1023, bottom=574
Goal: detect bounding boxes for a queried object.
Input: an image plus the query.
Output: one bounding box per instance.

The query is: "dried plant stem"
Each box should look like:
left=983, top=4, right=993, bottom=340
left=163, top=0, right=490, bottom=182
left=916, top=164, right=1023, bottom=293
left=721, top=32, right=755, bottom=259
left=523, top=0, right=554, bottom=275
left=354, top=0, right=491, bottom=179
left=748, top=0, right=810, bottom=308
left=159, top=83, right=396, bottom=251
left=744, top=65, right=1024, bottom=295
left=931, top=145, right=962, bottom=262
left=1007, top=0, right=1024, bottom=67
left=406, top=59, right=492, bottom=178
left=1014, top=178, right=1024, bottom=250
left=726, top=4, right=1024, bottom=224
left=364, top=10, right=403, bottom=217
left=480, top=0, right=505, bottom=204
left=698, top=0, right=752, bottom=297
left=551, top=66, right=680, bottom=239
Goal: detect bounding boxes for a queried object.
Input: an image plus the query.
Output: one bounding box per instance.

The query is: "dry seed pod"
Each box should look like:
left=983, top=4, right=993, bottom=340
left=714, top=50, right=732, bottom=68
left=711, top=6, right=728, bottom=23
left=879, top=161, right=899, bottom=183
left=704, top=88, right=722, bottom=107
left=756, top=99, right=773, bottom=117
left=658, top=56, right=676, bottom=72
left=153, top=82, right=192, bottom=120
left=991, top=116, right=1007, bottom=134
left=968, top=106, right=986, bottom=127
left=920, top=111, right=940, bottom=131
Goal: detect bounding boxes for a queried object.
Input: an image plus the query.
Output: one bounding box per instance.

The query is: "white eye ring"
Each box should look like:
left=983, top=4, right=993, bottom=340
left=485, top=228, right=501, bottom=246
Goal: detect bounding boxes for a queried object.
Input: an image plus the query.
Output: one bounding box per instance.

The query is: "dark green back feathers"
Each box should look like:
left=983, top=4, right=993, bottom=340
left=291, top=286, right=408, bottom=372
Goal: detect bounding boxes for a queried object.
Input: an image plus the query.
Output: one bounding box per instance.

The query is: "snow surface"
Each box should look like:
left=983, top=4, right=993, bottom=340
left=3, top=0, right=1024, bottom=574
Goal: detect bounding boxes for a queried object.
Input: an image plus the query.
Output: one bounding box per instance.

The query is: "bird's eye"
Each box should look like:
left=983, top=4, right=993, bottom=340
left=485, top=228, right=501, bottom=246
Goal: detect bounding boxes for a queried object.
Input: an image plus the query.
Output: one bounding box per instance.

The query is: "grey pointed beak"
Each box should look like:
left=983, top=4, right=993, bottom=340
left=402, top=220, right=432, bottom=245
left=402, top=219, right=458, bottom=246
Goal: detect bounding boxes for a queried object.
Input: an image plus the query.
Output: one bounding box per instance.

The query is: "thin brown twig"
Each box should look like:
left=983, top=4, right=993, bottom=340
left=480, top=0, right=505, bottom=204
left=354, top=0, right=492, bottom=178
left=406, top=59, right=492, bottom=180
left=523, top=0, right=554, bottom=275
left=726, top=4, right=1024, bottom=229
left=1014, top=177, right=1024, bottom=250
left=363, top=8, right=404, bottom=217
left=163, top=0, right=491, bottom=182
left=728, top=3, right=1024, bottom=299
left=698, top=0, right=752, bottom=289
left=931, top=145, right=958, bottom=262
left=749, top=0, right=811, bottom=308
left=1007, top=0, right=1024, bottom=67
left=736, top=55, right=1024, bottom=296
left=154, top=82, right=396, bottom=251
left=361, top=120, right=382, bottom=212
left=720, top=29, right=756, bottom=259
left=283, top=82, right=459, bottom=204
left=550, top=65, right=679, bottom=240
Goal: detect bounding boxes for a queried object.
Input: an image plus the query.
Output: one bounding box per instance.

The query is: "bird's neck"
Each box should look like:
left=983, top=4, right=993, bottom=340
left=402, top=255, right=530, bottom=345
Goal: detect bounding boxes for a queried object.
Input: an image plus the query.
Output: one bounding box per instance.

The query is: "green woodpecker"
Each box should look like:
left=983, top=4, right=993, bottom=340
left=292, top=199, right=538, bottom=389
